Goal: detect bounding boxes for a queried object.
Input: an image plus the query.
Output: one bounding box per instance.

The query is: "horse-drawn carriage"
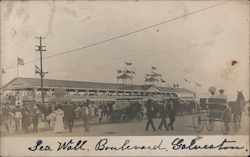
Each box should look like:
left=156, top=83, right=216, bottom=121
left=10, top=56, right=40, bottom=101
left=193, top=97, right=242, bottom=135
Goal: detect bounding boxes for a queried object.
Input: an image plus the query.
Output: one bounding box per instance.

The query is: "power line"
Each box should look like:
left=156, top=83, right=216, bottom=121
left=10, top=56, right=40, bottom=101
left=43, top=1, right=227, bottom=58
left=3, top=1, right=227, bottom=70
left=45, top=25, right=246, bottom=74
left=48, top=30, right=244, bottom=74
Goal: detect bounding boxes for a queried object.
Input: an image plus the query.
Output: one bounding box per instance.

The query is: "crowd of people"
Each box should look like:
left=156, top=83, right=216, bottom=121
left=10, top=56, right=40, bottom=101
left=1, top=103, right=53, bottom=135
left=0, top=100, right=116, bottom=135
left=0, top=98, right=181, bottom=135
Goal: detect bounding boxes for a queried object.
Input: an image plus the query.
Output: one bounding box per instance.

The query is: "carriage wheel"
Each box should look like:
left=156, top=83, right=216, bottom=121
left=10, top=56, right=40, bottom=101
left=192, top=111, right=205, bottom=133
left=205, top=117, right=215, bottom=131
left=221, top=109, right=232, bottom=135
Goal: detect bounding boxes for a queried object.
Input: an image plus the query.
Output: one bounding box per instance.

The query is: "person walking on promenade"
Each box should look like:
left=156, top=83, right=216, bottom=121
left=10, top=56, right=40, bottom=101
left=14, top=106, right=22, bottom=132
left=98, top=107, right=103, bottom=123
left=54, top=106, right=64, bottom=133
left=64, top=102, right=76, bottom=132
left=81, top=102, right=90, bottom=132
left=21, top=105, right=30, bottom=133
left=167, top=98, right=176, bottom=130
left=158, top=100, right=169, bottom=131
left=145, top=99, right=156, bottom=131
left=31, top=106, right=40, bottom=133
left=89, top=105, right=95, bottom=120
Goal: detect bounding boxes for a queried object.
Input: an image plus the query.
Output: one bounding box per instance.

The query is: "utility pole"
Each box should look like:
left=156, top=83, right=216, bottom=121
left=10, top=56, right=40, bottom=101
left=0, top=44, right=2, bottom=108
left=35, top=36, right=46, bottom=105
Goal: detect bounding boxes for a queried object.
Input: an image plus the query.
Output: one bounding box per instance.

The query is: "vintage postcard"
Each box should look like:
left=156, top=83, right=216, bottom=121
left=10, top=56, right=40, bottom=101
left=0, top=0, right=249, bottom=156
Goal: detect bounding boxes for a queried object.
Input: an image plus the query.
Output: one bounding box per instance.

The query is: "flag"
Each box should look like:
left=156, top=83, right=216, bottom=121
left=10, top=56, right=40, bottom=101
left=17, top=57, right=24, bottom=65
left=161, top=78, right=166, bottom=83
left=195, top=82, right=202, bottom=87
left=35, top=65, right=41, bottom=74
left=184, top=79, right=191, bottom=83
left=132, top=71, right=135, bottom=74
left=146, top=74, right=150, bottom=77
left=152, top=66, right=157, bottom=70
left=125, top=62, right=132, bottom=65
left=176, top=84, right=179, bottom=87
left=2, top=68, right=6, bottom=74
left=117, top=70, right=122, bottom=73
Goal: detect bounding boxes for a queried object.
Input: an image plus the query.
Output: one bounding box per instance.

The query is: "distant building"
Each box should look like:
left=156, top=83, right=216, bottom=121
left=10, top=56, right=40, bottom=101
left=2, top=77, right=195, bottom=103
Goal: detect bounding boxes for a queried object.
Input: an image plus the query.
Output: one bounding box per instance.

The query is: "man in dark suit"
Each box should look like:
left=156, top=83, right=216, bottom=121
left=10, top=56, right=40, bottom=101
left=158, top=100, right=169, bottom=131
left=64, top=102, right=76, bottom=132
left=21, top=105, right=30, bottom=133
left=167, top=98, right=176, bottom=130
left=145, top=99, right=156, bottom=131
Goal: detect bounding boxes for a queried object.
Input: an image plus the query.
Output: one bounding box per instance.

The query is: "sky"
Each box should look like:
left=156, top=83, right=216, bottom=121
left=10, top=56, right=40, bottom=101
left=1, top=0, right=249, bottom=101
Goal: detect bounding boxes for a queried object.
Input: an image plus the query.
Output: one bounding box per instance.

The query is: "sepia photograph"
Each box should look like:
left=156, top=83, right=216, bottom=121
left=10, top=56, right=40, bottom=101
left=0, top=0, right=249, bottom=148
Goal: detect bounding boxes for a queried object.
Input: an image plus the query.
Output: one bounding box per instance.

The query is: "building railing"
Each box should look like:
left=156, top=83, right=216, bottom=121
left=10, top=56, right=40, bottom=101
left=20, top=94, right=197, bottom=103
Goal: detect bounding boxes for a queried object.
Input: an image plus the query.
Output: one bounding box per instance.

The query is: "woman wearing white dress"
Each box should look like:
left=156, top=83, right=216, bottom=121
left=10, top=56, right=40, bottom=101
left=53, top=108, right=64, bottom=133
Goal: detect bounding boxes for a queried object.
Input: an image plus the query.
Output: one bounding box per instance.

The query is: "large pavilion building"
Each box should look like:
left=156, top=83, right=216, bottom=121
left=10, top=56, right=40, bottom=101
left=2, top=77, right=195, bottom=104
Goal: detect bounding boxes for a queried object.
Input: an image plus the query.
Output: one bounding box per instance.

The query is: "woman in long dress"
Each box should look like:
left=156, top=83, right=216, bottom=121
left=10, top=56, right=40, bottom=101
left=53, top=108, right=64, bottom=133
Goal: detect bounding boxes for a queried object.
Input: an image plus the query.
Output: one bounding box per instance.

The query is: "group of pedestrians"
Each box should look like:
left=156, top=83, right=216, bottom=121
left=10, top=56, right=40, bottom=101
left=145, top=98, right=176, bottom=131
left=2, top=99, right=177, bottom=135
left=1, top=103, right=48, bottom=135
left=52, top=101, right=101, bottom=133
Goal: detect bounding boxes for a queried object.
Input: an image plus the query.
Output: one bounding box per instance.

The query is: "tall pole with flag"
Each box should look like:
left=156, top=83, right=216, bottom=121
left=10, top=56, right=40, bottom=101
left=117, top=62, right=133, bottom=85
left=17, top=57, right=24, bottom=77
left=125, top=62, right=133, bottom=85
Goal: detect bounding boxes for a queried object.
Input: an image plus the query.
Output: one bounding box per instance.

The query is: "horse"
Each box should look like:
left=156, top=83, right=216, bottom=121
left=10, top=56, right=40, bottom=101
left=228, top=91, right=245, bottom=127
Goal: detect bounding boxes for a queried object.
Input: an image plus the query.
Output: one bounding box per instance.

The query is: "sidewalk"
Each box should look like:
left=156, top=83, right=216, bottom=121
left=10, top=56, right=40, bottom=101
left=0, top=114, right=187, bottom=136
left=0, top=116, right=112, bottom=136
left=73, top=117, right=111, bottom=127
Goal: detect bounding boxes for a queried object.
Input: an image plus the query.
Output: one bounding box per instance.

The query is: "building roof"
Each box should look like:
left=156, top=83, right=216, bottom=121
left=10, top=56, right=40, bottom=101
left=159, top=87, right=194, bottom=94
left=2, top=77, right=193, bottom=94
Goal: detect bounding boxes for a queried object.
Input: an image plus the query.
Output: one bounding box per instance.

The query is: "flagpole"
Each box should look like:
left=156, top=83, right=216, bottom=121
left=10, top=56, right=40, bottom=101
left=116, top=71, right=118, bottom=84
left=151, top=66, right=153, bottom=85
left=124, top=62, right=126, bottom=85
left=130, top=65, right=133, bottom=85
left=194, top=84, right=197, bottom=99
left=17, top=63, right=19, bottom=77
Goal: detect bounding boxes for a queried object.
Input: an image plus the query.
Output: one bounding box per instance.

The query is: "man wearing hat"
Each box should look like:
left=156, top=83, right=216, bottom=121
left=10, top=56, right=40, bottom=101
left=167, top=98, right=176, bottom=130
left=158, top=99, right=169, bottom=131
left=64, top=102, right=76, bottom=132
left=217, top=89, right=227, bottom=102
left=208, top=87, right=217, bottom=98
left=145, top=99, right=156, bottom=131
